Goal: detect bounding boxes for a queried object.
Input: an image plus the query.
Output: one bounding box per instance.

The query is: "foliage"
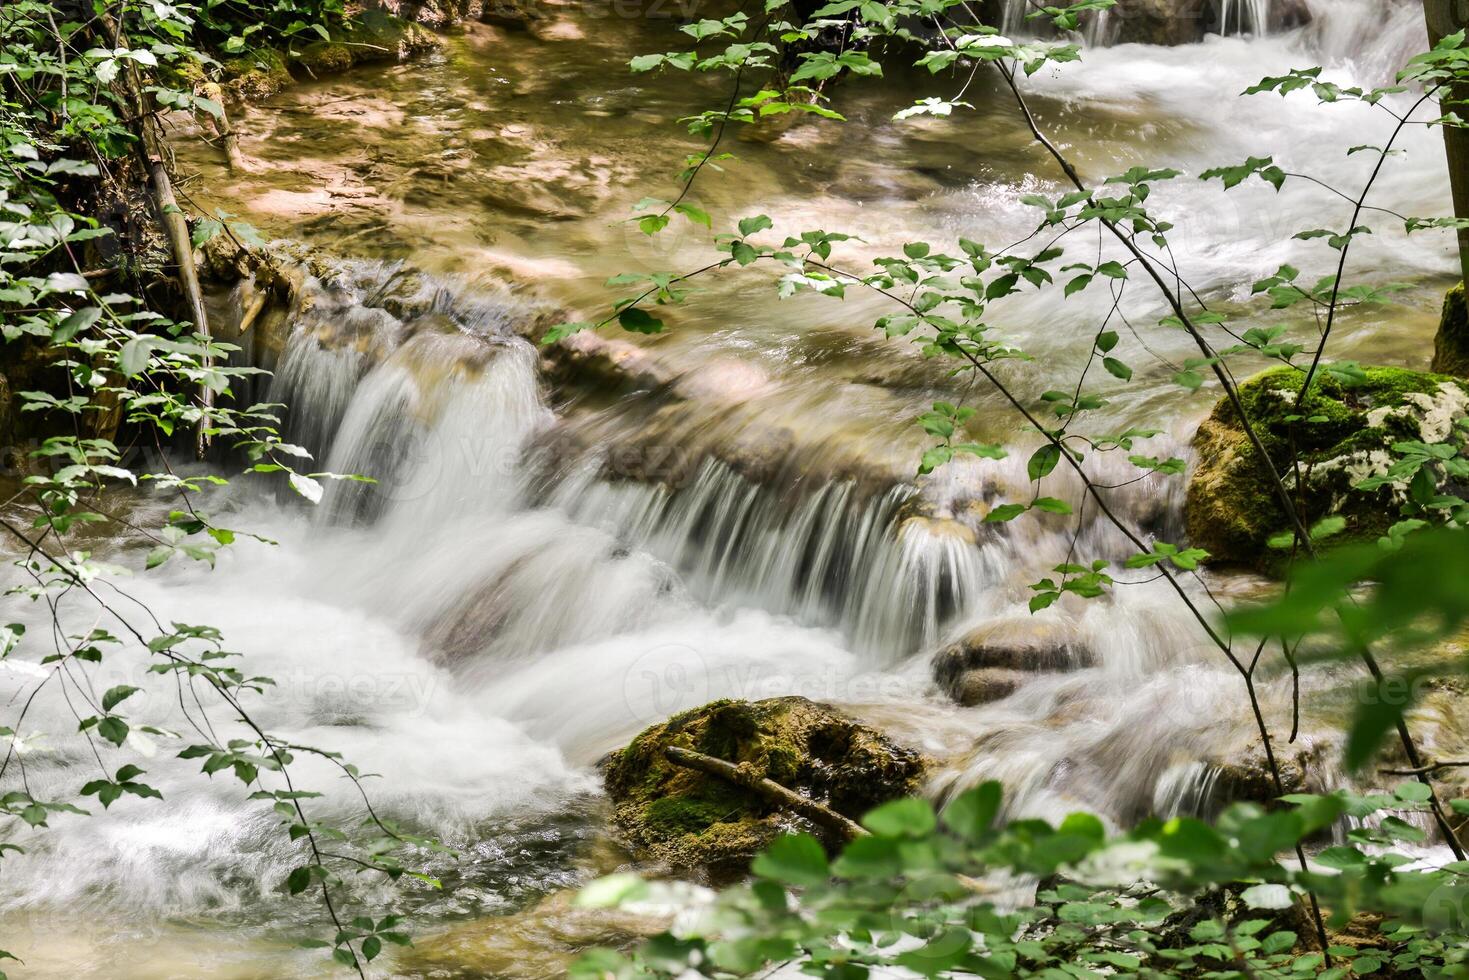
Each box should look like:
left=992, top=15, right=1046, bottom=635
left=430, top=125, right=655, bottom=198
left=578, top=772, right=1469, bottom=979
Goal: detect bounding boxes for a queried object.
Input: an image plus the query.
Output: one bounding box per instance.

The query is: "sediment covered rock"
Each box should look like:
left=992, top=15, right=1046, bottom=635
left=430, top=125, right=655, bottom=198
left=603, top=697, right=927, bottom=879
left=1185, top=366, right=1469, bottom=574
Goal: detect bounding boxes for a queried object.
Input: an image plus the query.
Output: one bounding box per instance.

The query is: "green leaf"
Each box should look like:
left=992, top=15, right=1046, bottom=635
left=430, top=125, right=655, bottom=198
left=738, top=215, right=773, bottom=237
left=118, top=337, right=154, bottom=377
left=638, top=214, right=670, bottom=235
left=1027, top=444, right=1061, bottom=482
left=96, top=716, right=128, bottom=746
left=674, top=203, right=710, bottom=228
left=286, top=866, right=313, bottom=895
left=751, top=833, right=829, bottom=886
left=617, top=307, right=665, bottom=334
left=541, top=321, right=593, bottom=345
left=101, top=685, right=140, bottom=712
left=1032, top=497, right=1072, bottom=515
left=862, top=797, right=936, bottom=838
left=941, top=781, right=1002, bottom=839
left=1102, top=356, right=1132, bottom=381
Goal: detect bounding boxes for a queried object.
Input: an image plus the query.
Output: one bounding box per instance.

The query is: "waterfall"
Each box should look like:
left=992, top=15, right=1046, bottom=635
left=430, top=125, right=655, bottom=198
left=998, top=0, right=1280, bottom=44
left=1217, top=0, right=1271, bottom=35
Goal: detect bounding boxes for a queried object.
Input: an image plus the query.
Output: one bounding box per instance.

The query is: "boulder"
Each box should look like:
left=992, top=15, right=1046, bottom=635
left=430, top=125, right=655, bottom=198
left=603, top=697, right=927, bottom=879
left=933, top=617, right=1094, bottom=706
left=294, top=11, right=441, bottom=78
left=1433, top=281, right=1469, bottom=378
left=221, top=48, right=293, bottom=102
left=1185, top=366, right=1469, bottom=574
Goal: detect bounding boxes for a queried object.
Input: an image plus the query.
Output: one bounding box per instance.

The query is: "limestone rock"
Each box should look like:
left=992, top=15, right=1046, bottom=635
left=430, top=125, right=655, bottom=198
left=1185, top=366, right=1469, bottom=574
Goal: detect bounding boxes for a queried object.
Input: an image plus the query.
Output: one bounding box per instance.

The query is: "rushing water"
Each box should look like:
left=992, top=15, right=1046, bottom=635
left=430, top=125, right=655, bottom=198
left=2, top=0, right=1468, bottom=975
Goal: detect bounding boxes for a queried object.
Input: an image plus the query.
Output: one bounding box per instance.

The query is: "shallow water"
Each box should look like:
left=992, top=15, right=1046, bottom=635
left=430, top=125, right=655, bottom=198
left=4, top=0, right=1469, bottom=975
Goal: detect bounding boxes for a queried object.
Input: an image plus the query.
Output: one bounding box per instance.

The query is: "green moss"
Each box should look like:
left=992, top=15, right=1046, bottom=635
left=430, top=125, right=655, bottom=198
left=642, top=796, right=741, bottom=836
left=294, top=41, right=355, bottom=75
left=1186, top=365, right=1469, bottom=574
left=603, top=697, right=927, bottom=880
left=222, top=48, right=292, bottom=101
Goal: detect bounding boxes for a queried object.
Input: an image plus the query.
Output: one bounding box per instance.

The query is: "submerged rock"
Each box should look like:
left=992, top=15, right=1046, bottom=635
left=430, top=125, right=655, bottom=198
left=933, top=617, right=1094, bottom=706
left=405, top=888, right=669, bottom=978
left=603, top=697, right=927, bottom=879
left=1185, top=366, right=1469, bottom=574
left=1434, top=281, right=1469, bottom=378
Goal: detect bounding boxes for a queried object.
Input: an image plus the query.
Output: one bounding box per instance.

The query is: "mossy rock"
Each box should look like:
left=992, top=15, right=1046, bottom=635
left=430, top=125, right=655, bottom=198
left=1433, top=281, right=1469, bottom=378
left=603, top=697, right=927, bottom=879
left=1185, top=365, right=1469, bottom=574
left=221, top=48, right=292, bottom=102
left=293, top=11, right=441, bottom=80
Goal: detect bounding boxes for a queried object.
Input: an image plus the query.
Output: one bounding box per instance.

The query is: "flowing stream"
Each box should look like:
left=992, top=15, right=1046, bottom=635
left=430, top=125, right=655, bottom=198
left=1, top=0, right=1466, bottom=975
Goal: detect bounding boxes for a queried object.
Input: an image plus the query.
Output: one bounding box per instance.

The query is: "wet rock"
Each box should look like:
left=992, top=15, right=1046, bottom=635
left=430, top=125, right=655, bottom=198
left=1105, top=0, right=1214, bottom=45
left=1203, top=742, right=1325, bottom=812
left=945, top=667, right=1027, bottom=706
left=481, top=0, right=547, bottom=31
left=933, top=617, right=1094, bottom=706
left=1185, top=366, right=1469, bottom=574
left=538, top=330, right=677, bottom=394
left=367, top=0, right=485, bottom=28
left=405, top=888, right=670, bottom=977
left=603, top=697, right=928, bottom=879
left=1434, top=281, right=1469, bottom=378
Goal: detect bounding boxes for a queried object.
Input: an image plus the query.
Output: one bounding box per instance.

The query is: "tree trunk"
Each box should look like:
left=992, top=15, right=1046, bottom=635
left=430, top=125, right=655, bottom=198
left=1426, top=0, right=1469, bottom=285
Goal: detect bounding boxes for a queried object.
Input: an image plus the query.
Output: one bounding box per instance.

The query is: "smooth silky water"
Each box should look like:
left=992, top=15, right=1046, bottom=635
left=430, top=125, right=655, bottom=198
left=2, top=0, right=1466, bottom=975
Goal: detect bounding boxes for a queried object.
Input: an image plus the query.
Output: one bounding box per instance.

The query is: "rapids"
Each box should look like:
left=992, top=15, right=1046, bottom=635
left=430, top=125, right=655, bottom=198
left=1, top=0, right=1466, bottom=975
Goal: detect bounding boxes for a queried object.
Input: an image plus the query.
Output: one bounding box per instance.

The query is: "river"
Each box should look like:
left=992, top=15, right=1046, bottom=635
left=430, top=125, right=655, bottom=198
left=0, top=0, right=1462, bottom=975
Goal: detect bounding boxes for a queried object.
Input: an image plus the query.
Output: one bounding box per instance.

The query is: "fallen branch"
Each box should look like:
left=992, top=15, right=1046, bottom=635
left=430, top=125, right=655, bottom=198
left=199, top=82, right=247, bottom=173
left=662, top=745, right=868, bottom=842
